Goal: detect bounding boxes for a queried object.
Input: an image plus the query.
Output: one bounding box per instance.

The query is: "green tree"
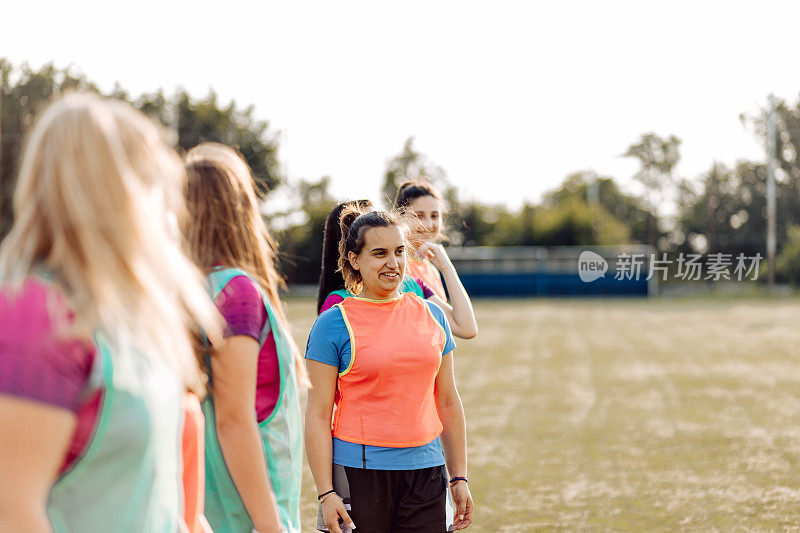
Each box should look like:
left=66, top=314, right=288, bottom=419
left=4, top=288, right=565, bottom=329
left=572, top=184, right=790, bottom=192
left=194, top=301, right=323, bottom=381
left=543, top=171, right=652, bottom=243
left=676, top=160, right=777, bottom=258
left=380, top=136, right=448, bottom=207
left=274, top=177, right=338, bottom=284
left=740, top=95, right=800, bottom=254
left=486, top=199, right=629, bottom=247
left=0, top=59, right=283, bottom=239
left=447, top=202, right=504, bottom=247
left=776, top=224, right=800, bottom=284
left=0, top=60, right=99, bottom=237
left=138, top=89, right=282, bottom=195
left=623, top=132, right=681, bottom=249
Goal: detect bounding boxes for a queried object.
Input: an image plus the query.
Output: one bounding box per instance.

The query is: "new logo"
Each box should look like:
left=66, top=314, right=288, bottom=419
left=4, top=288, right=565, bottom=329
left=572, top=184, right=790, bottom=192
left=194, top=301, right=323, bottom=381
left=578, top=251, right=608, bottom=282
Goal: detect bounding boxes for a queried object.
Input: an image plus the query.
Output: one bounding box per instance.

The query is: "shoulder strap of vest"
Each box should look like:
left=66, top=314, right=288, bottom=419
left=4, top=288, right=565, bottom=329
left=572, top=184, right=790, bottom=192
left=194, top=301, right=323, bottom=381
left=408, top=293, right=448, bottom=350
left=400, top=276, right=425, bottom=298
left=331, top=302, right=356, bottom=377
left=402, top=292, right=438, bottom=320
left=207, top=267, right=271, bottom=347
left=327, top=288, right=352, bottom=301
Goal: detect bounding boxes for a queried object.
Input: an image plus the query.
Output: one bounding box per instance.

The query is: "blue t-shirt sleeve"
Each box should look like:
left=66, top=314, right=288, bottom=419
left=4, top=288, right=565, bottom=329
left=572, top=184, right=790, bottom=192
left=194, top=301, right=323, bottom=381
left=425, top=301, right=456, bottom=355
left=305, top=306, right=349, bottom=371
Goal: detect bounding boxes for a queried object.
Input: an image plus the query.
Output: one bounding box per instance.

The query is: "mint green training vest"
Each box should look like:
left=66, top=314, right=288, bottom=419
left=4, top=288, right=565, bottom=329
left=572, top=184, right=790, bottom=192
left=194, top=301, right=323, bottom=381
left=47, top=331, right=185, bottom=532
left=202, top=267, right=303, bottom=533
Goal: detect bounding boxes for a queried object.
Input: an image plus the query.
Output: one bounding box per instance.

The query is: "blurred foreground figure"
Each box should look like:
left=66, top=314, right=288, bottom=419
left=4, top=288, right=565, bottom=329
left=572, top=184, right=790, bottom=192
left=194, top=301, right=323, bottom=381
left=0, top=93, right=220, bottom=532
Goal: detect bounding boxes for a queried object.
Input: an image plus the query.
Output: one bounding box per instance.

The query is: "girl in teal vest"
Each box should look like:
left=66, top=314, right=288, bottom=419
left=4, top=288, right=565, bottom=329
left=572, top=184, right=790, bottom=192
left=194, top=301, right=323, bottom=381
left=0, top=94, right=221, bottom=532
left=185, top=143, right=307, bottom=533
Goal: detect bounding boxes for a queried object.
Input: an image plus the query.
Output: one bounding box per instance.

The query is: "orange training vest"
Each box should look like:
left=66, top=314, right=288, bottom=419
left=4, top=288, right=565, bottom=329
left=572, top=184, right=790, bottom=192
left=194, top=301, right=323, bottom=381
left=333, top=293, right=446, bottom=448
left=407, top=258, right=446, bottom=300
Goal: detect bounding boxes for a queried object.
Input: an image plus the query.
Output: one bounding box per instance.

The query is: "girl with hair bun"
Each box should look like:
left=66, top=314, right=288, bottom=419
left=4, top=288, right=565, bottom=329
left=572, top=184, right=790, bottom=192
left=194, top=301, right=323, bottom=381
left=305, top=205, right=474, bottom=532
left=316, top=199, right=437, bottom=314
left=185, top=142, right=306, bottom=533
left=316, top=198, right=478, bottom=339
left=395, top=181, right=478, bottom=339
left=0, top=93, right=221, bottom=532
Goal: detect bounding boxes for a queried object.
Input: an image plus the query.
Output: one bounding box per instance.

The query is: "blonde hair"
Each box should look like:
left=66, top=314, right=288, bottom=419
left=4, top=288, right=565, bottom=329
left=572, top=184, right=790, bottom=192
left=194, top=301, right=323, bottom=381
left=184, top=142, right=308, bottom=388
left=0, top=92, right=222, bottom=395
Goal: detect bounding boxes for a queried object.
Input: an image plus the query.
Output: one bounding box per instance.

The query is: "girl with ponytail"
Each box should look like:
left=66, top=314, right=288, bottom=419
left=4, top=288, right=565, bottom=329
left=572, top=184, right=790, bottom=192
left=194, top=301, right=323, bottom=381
left=184, top=143, right=306, bottom=533
left=395, top=181, right=478, bottom=338
left=316, top=199, right=477, bottom=339
left=316, top=200, right=439, bottom=314
left=306, top=205, right=474, bottom=532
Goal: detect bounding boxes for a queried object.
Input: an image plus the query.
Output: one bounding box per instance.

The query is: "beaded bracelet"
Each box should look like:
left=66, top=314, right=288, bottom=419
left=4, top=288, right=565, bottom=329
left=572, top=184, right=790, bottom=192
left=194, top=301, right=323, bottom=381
left=318, top=489, right=336, bottom=500
left=449, top=476, right=468, bottom=485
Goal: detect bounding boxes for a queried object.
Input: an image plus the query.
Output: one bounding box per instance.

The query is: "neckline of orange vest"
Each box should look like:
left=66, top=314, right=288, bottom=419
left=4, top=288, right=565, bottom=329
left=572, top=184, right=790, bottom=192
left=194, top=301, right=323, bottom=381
left=349, top=293, right=404, bottom=304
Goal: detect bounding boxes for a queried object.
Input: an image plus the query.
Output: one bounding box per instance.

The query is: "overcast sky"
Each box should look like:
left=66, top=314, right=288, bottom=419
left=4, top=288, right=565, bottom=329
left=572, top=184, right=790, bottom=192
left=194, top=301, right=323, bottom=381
left=3, top=1, right=799, bottom=209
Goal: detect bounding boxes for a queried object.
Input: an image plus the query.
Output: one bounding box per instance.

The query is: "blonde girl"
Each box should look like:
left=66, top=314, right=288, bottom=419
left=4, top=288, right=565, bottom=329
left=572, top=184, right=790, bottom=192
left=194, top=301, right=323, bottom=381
left=0, top=93, right=220, bottom=532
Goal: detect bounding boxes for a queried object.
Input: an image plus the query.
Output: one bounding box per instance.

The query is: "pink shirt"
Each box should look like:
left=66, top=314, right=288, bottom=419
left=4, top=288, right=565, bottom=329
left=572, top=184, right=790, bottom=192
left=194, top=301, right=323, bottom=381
left=0, top=278, right=101, bottom=473
left=214, top=275, right=281, bottom=422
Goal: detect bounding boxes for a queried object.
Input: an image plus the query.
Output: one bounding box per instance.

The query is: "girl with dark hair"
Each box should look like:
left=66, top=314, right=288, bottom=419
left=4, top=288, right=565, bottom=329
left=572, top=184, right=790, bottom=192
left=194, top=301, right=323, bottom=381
left=316, top=200, right=437, bottom=315
left=185, top=143, right=306, bottom=533
left=317, top=200, right=374, bottom=313
left=305, top=205, right=474, bottom=533
left=395, top=181, right=478, bottom=339
left=316, top=199, right=477, bottom=339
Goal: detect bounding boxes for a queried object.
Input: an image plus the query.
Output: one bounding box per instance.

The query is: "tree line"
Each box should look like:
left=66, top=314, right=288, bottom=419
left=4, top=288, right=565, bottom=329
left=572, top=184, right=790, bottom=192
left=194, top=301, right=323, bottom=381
left=3, top=59, right=800, bottom=284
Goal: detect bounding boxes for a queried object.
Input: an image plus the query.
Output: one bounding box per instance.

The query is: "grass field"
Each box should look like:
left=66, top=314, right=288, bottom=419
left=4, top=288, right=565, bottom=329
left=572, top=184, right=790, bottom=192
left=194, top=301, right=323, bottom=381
left=285, top=297, right=800, bottom=531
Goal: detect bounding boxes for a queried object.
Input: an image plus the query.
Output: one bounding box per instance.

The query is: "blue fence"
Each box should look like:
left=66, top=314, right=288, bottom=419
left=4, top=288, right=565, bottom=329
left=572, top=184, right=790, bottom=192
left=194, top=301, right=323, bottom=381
left=447, top=245, right=655, bottom=298
left=458, top=272, right=649, bottom=297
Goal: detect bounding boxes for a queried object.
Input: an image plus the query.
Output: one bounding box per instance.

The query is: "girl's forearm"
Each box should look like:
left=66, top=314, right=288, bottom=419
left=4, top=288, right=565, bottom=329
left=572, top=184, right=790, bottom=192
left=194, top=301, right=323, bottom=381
left=437, top=393, right=468, bottom=477
left=439, top=262, right=478, bottom=338
left=305, top=413, right=335, bottom=494
left=216, top=418, right=282, bottom=532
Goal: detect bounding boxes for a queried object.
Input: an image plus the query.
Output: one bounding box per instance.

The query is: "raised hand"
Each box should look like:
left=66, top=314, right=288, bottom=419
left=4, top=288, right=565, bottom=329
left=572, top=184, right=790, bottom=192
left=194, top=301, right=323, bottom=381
left=416, top=241, right=452, bottom=272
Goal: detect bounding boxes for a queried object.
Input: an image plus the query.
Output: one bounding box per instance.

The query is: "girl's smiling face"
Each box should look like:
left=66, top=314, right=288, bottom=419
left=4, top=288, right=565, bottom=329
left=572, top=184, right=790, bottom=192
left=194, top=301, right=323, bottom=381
left=348, top=225, right=407, bottom=299
left=408, top=195, right=442, bottom=237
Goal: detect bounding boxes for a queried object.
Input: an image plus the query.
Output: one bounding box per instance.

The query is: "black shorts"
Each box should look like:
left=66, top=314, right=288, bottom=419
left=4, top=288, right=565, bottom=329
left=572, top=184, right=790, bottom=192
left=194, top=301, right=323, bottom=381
left=317, top=464, right=452, bottom=533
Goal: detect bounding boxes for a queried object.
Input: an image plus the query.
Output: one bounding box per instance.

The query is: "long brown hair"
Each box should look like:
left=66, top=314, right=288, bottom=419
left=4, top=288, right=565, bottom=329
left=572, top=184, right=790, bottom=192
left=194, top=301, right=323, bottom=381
left=317, top=199, right=372, bottom=313
left=184, top=142, right=308, bottom=386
